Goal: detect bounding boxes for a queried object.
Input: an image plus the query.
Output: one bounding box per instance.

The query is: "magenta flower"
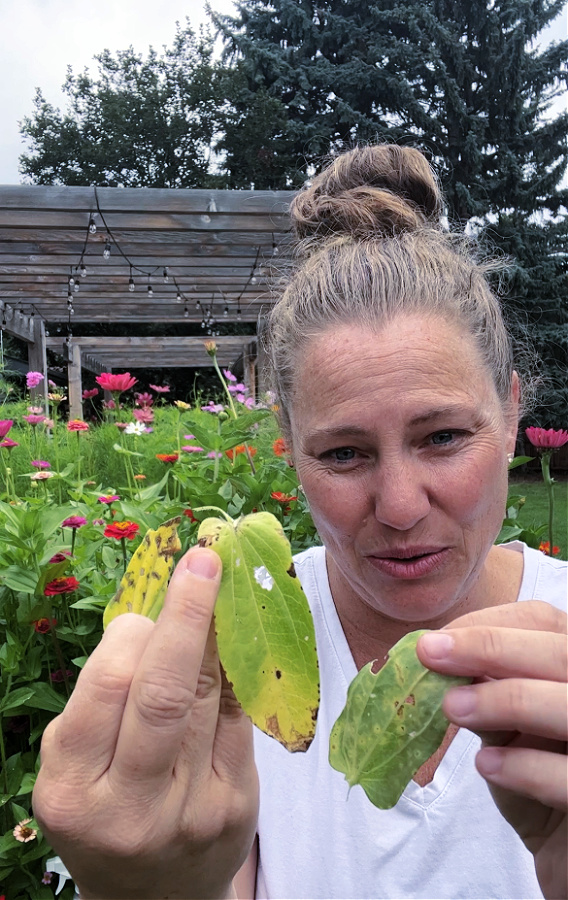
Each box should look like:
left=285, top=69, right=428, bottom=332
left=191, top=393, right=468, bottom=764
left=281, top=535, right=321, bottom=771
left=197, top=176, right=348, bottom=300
left=228, top=383, right=247, bottom=394
left=149, top=383, right=170, bottom=393
left=27, top=405, right=44, bottom=415
left=201, top=402, right=225, bottom=414
left=82, top=388, right=99, bottom=400
left=223, top=369, right=237, bottom=382
left=115, top=422, right=128, bottom=430
left=182, top=445, right=205, bottom=453
left=135, top=391, right=154, bottom=407
left=61, top=515, right=88, bottom=529
left=0, top=420, right=13, bottom=439
left=98, top=494, right=120, bottom=504
left=0, top=438, right=18, bottom=450
left=31, top=460, right=51, bottom=469
left=26, top=371, right=44, bottom=389
left=525, top=427, right=568, bottom=449
left=96, top=372, right=137, bottom=394
left=133, top=408, right=154, bottom=423
left=23, top=414, right=46, bottom=426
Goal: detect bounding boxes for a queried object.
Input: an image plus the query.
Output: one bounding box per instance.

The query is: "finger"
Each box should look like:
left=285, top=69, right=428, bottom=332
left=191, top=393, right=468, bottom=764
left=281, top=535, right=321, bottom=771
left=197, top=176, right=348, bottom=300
left=443, top=680, right=568, bottom=741
left=212, top=665, right=256, bottom=786
left=476, top=745, right=568, bottom=811
left=442, top=600, right=567, bottom=635
left=111, top=547, right=222, bottom=787
left=417, top=627, right=567, bottom=682
left=40, top=613, right=154, bottom=777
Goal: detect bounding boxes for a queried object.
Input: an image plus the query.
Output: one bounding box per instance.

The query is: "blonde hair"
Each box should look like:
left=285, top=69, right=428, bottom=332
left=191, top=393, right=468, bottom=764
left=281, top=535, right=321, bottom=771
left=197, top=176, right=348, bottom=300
left=266, top=145, right=516, bottom=441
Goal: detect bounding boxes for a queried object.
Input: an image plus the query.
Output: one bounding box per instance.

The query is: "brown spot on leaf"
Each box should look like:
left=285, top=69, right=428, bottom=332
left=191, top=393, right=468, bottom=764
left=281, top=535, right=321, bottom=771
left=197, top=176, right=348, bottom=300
left=287, top=562, right=297, bottom=578
left=151, top=570, right=161, bottom=580
left=275, top=669, right=282, bottom=679
left=139, top=568, right=145, bottom=577
left=405, top=694, right=415, bottom=705
left=396, top=706, right=404, bottom=718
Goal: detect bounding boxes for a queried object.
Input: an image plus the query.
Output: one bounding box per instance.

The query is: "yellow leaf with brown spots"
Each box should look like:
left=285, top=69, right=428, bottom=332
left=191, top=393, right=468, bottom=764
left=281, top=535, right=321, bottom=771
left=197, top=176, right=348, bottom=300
left=103, top=517, right=181, bottom=628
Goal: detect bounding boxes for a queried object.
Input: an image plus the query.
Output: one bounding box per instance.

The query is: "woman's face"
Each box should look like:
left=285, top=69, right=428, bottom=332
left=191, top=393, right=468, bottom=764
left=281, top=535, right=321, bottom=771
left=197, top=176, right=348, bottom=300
left=289, top=315, right=519, bottom=624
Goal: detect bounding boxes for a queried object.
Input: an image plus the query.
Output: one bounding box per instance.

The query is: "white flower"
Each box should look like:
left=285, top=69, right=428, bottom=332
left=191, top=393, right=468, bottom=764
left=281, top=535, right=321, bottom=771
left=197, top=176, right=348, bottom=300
left=124, top=421, right=146, bottom=436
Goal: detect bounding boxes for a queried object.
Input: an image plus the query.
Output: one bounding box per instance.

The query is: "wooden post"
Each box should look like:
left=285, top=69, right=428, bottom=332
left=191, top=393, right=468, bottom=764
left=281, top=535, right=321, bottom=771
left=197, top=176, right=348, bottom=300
left=27, top=317, right=48, bottom=410
left=67, top=342, right=83, bottom=421
left=256, top=316, right=269, bottom=397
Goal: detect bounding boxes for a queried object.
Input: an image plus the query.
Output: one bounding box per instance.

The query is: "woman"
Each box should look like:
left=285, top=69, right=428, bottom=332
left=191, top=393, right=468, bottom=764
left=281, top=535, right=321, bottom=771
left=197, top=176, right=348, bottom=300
left=33, top=145, right=567, bottom=900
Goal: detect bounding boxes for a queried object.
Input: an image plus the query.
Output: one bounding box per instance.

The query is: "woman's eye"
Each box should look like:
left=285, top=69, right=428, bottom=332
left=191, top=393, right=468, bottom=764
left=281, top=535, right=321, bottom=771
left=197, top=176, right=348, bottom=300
left=430, top=431, right=457, bottom=446
left=330, top=447, right=357, bottom=463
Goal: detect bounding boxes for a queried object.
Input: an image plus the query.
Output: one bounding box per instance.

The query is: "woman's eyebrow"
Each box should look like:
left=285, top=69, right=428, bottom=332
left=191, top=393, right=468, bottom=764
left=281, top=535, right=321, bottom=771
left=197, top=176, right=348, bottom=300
left=409, top=405, right=470, bottom=426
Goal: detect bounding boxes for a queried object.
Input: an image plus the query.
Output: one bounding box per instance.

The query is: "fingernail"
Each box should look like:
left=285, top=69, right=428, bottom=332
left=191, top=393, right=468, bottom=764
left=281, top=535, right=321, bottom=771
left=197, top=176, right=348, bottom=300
left=444, top=686, right=476, bottom=718
left=185, top=549, right=219, bottom=580
left=420, top=631, right=455, bottom=659
left=476, top=747, right=503, bottom=776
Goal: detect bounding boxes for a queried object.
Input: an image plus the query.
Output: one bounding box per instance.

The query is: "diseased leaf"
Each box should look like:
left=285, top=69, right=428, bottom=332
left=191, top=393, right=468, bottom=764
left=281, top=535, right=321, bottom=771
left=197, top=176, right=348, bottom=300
left=103, top=517, right=181, bottom=628
left=198, top=511, right=319, bottom=752
left=329, top=630, right=471, bottom=808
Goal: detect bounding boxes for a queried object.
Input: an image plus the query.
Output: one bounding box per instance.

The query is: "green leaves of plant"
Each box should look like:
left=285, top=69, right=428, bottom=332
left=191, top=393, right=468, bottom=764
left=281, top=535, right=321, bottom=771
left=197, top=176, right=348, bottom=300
left=198, top=511, right=319, bottom=751
left=329, top=630, right=471, bottom=808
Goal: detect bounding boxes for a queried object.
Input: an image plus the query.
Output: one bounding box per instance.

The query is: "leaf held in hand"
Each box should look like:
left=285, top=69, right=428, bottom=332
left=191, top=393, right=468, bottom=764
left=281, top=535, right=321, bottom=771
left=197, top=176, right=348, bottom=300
left=197, top=511, right=319, bottom=752
left=103, top=517, right=181, bottom=628
left=329, top=630, right=471, bottom=808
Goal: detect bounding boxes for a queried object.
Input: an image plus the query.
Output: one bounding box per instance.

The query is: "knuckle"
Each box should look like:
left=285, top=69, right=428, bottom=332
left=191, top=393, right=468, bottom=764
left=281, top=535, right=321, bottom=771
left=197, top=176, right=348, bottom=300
left=505, top=678, right=528, bottom=719
left=136, top=668, right=195, bottom=724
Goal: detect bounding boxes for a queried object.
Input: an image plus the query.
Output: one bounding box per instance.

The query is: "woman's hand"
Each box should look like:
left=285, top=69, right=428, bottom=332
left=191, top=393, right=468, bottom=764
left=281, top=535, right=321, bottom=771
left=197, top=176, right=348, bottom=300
left=417, top=601, right=567, bottom=900
left=33, top=547, right=259, bottom=900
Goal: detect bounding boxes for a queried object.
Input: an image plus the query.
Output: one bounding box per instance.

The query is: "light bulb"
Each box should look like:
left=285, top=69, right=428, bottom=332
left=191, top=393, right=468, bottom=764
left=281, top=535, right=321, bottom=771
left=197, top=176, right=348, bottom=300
left=184, top=305, right=189, bottom=318
left=147, top=285, right=153, bottom=298
left=237, top=308, right=242, bottom=321
left=207, top=198, right=217, bottom=214
left=88, top=216, right=97, bottom=234
left=177, top=291, right=182, bottom=302
left=103, top=241, right=111, bottom=259
left=80, top=264, right=87, bottom=278
left=74, top=282, right=79, bottom=293
left=163, top=268, right=169, bottom=283
left=223, top=306, right=228, bottom=317
left=201, top=320, right=205, bottom=329
left=251, top=275, right=257, bottom=284
left=129, top=277, right=135, bottom=292
left=69, top=275, right=75, bottom=286
left=272, top=242, right=279, bottom=256
left=200, top=213, right=211, bottom=224
left=67, top=291, right=73, bottom=302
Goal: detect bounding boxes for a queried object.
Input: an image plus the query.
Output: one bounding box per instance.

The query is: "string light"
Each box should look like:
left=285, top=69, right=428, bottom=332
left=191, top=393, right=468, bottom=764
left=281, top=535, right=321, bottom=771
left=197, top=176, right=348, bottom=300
left=103, top=239, right=111, bottom=259
left=272, top=234, right=279, bottom=256
left=163, top=267, right=169, bottom=283
left=79, top=263, right=87, bottom=278
left=176, top=290, right=182, bottom=302
left=88, top=215, right=97, bottom=235
left=184, top=302, right=189, bottom=319
left=147, top=282, right=153, bottom=299
left=207, top=198, right=217, bottom=214
left=128, top=266, right=135, bottom=292
left=223, top=306, right=228, bottom=318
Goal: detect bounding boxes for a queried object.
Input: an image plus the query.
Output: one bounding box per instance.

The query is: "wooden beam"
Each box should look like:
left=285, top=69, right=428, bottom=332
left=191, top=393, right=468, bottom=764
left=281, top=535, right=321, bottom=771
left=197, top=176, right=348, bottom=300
left=27, top=317, right=49, bottom=408
left=0, top=301, right=34, bottom=342
left=67, top=342, right=83, bottom=420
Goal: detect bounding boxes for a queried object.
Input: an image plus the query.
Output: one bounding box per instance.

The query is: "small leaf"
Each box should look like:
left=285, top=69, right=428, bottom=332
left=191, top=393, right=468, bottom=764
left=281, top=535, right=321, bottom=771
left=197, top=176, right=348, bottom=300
left=198, top=511, right=319, bottom=752
left=329, top=630, right=471, bottom=808
left=103, top=517, right=181, bottom=627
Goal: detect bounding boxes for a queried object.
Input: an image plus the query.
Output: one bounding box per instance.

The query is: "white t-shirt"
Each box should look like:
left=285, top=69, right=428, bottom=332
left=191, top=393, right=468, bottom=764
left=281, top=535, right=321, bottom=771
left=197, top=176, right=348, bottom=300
left=254, top=542, right=567, bottom=900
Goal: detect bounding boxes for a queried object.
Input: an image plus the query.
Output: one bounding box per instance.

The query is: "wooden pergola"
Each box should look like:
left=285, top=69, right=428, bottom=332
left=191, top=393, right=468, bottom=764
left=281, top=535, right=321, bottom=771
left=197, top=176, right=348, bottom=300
left=0, top=185, right=294, bottom=416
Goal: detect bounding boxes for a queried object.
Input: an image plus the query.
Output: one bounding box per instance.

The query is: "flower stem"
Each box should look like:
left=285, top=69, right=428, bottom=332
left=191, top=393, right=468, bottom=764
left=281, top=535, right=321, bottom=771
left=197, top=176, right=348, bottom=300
left=540, top=451, right=555, bottom=552
left=121, top=536, right=127, bottom=573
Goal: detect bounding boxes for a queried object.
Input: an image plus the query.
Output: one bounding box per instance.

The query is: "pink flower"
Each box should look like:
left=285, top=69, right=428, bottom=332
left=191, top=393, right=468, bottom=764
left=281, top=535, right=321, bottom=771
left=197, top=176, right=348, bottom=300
left=13, top=818, right=37, bottom=842
left=149, top=383, right=170, bottom=393
left=50, top=668, right=74, bottom=683
left=96, top=372, right=138, bottom=393
left=228, top=383, right=247, bottom=394
left=133, top=408, right=154, bottom=423
left=61, top=515, right=87, bottom=529
left=135, top=391, right=154, bottom=407
left=0, top=420, right=13, bottom=439
left=26, top=371, right=44, bottom=389
left=201, top=402, right=225, bottom=414
left=49, top=550, right=72, bottom=564
left=207, top=451, right=223, bottom=458
left=67, top=419, right=89, bottom=432
left=244, top=397, right=256, bottom=409
left=43, top=418, right=55, bottom=429
left=223, top=369, right=237, bottom=382
left=98, top=494, right=120, bottom=504
left=42, top=872, right=53, bottom=884
left=182, top=445, right=205, bottom=453
left=103, top=399, right=117, bottom=410
left=525, top=427, right=568, bottom=450
left=22, top=414, right=45, bottom=426
left=0, top=439, right=18, bottom=449
left=82, top=388, right=99, bottom=399
left=31, top=460, right=51, bottom=469
left=27, top=405, right=44, bottom=415
left=30, top=471, right=54, bottom=481
left=115, top=421, right=128, bottom=430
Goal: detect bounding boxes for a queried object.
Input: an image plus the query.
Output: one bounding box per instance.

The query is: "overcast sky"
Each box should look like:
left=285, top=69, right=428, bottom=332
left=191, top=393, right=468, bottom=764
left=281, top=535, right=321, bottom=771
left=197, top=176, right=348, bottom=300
left=0, top=0, right=566, bottom=185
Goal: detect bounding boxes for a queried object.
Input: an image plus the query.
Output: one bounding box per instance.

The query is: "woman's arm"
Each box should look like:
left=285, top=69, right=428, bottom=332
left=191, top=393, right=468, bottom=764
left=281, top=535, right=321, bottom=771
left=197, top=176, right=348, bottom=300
left=234, top=837, right=259, bottom=900
left=417, top=601, right=567, bottom=900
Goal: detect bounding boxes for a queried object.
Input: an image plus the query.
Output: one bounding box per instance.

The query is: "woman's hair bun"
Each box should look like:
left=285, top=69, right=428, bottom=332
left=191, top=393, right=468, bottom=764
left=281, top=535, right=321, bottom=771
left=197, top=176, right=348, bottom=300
left=291, top=145, right=444, bottom=241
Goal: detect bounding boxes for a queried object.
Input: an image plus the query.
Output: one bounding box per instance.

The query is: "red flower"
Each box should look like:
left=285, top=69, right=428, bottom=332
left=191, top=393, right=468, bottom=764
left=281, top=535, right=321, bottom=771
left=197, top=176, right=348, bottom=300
left=156, top=453, right=179, bottom=464
left=226, top=445, right=257, bottom=460
left=525, top=427, right=568, bottom=449
left=82, top=388, right=99, bottom=399
left=44, top=576, right=80, bottom=596
left=67, top=419, right=89, bottom=432
left=183, top=508, right=197, bottom=522
left=539, top=541, right=561, bottom=557
left=96, top=372, right=138, bottom=393
left=273, top=437, right=288, bottom=457
left=271, top=491, right=298, bottom=503
left=34, top=617, right=57, bottom=633
left=104, top=521, right=140, bottom=540
left=0, top=419, right=13, bottom=439
left=50, top=668, right=74, bottom=683
left=49, top=550, right=72, bottom=564
left=61, top=515, right=87, bottom=529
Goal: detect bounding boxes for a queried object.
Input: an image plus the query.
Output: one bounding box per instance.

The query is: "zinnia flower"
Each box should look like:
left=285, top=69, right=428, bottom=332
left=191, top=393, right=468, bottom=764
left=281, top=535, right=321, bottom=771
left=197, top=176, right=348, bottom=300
left=0, top=438, right=18, bottom=449
left=96, top=372, right=138, bottom=393
left=13, top=818, right=37, bottom=842
left=226, top=445, right=257, bottom=460
left=133, top=408, right=154, bottom=423
left=174, top=400, right=191, bottom=410
left=30, top=471, right=54, bottom=481
left=34, top=617, right=57, bottom=633
left=204, top=340, right=217, bottom=357
left=156, top=453, right=179, bottom=464
left=183, top=508, right=197, bottom=522
left=49, top=550, right=72, bottom=564
left=525, top=427, right=568, bottom=449
left=133, top=474, right=146, bottom=480
left=48, top=392, right=66, bottom=403
left=26, top=371, right=44, bottom=389
left=104, top=521, right=140, bottom=540
left=0, top=418, right=14, bottom=438
left=50, top=669, right=74, bottom=683
left=61, top=515, right=87, bottom=529
left=98, top=494, right=120, bottom=504
left=67, top=419, right=89, bottom=432
left=27, top=405, right=44, bottom=415
left=82, top=387, right=99, bottom=399
left=135, top=391, right=154, bottom=407
left=273, top=437, right=288, bottom=456
left=539, top=541, right=561, bottom=556
left=31, top=460, right=51, bottom=469
left=149, top=383, right=170, bottom=393
left=271, top=491, right=298, bottom=503
left=44, top=576, right=80, bottom=595
left=23, top=414, right=45, bottom=426
left=182, top=445, right=205, bottom=453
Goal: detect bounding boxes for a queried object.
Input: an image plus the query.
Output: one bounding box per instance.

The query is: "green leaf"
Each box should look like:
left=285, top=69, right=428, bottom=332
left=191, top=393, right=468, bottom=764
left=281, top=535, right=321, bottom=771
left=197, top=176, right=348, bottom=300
left=16, top=772, right=37, bottom=795
left=24, top=682, right=66, bottom=713
left=495, top=523, right=523, bottom=543
left=329, top=630, right=471, bottom=808
left=2, top=567, right=39, bottom=594
left=508, top=455, right=534, bottom=470
left=197, top=511, right=319, bottom=751
left=113, top=442, right=144, bottom=458
left=0, top=688, right=35, bottom=713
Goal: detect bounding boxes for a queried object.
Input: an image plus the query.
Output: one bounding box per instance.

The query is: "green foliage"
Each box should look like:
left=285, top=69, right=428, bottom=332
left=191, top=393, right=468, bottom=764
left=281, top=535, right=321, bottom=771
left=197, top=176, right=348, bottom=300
left=329, top=630, right=471, bottom=808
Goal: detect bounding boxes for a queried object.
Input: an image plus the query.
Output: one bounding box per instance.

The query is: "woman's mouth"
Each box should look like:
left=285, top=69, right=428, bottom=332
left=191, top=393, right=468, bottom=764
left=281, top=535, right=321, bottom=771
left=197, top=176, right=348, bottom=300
left=366, top=547, right=449, bottom=579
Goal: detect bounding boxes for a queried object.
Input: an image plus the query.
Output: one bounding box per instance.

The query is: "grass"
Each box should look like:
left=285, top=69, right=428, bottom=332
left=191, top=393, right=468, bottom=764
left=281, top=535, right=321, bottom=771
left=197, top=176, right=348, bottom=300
left=509, top=477, right=568, bottom=560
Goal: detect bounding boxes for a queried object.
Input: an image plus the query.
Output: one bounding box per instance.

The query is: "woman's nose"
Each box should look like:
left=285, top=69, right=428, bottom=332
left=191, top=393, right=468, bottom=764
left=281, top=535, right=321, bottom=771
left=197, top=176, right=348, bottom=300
left=372, top=458, right=431, bottom=531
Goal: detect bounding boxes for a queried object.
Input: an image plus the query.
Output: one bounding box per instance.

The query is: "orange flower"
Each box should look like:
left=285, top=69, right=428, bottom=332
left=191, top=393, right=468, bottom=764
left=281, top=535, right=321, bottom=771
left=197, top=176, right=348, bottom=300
left=273, top=437, right=288, bottom=456
left=104, top=521, right=140, bottom=540
left=226, top=445, right=257, bottom=460
left=156, top=453, right=179, bottom=464
left=539, top=541, right=560, bottom=556
left=67, top=419, right=89, bottom=432
left=133, top=473, right=146, bottom=480
left=271, top=491, right=298, bottom=503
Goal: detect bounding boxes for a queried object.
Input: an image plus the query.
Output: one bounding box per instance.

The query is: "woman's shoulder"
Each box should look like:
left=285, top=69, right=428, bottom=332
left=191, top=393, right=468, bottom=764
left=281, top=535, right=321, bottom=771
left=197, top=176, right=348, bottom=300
left=502, top=540, right=567, bottom=612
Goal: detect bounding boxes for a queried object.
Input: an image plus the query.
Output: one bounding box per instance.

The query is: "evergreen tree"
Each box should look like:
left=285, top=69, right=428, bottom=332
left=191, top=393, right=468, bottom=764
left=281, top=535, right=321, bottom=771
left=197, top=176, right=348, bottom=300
left=19, top=24, right=223, bottom=188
